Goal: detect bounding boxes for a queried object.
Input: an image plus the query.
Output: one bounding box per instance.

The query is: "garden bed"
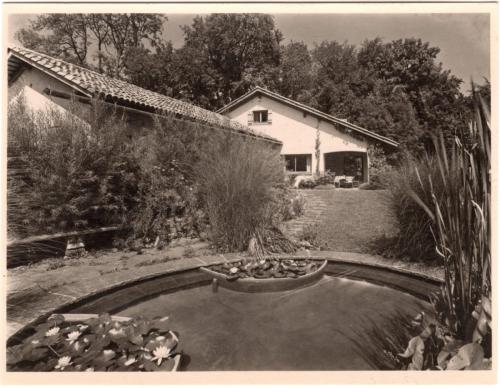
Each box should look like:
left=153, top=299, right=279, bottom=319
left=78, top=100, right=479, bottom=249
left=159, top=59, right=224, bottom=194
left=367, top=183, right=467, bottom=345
left=200, top=258, right=327, bottom=292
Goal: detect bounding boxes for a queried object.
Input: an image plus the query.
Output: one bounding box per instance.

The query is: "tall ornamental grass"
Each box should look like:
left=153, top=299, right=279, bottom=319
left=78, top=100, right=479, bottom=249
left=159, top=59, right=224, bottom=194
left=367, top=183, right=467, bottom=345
left=407, top=88, right=491, bottom=340
left=195, top=134, right=288, bottom=252
left=381, top=155, right=445, bottom=263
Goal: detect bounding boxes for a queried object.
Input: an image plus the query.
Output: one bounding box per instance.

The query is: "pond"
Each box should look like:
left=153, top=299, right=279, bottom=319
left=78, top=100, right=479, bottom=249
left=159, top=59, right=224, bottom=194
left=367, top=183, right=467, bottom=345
left=118, top=274, right=431, bottom=370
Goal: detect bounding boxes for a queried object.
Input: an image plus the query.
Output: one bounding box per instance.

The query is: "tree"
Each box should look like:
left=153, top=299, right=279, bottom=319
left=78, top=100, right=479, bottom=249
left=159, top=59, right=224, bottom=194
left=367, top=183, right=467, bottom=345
left=276, top=41, right=313, bottom=101
left=177, top=14, right=283, bottom=109
left=16, top=14, right=166, bottom=79
left=358, top=38, right=466, bottom=151
left=16, top=14, right=90, bottom=66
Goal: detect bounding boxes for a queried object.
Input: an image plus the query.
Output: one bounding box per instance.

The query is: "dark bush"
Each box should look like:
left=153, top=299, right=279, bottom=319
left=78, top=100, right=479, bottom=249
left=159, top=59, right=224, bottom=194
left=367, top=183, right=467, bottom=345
left=298, top=179, right=318, bottom=189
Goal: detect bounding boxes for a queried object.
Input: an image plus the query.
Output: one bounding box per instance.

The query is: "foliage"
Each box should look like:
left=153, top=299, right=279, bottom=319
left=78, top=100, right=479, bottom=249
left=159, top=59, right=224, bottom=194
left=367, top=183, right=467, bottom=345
left=298, top=179, right=318, bottom=189
left=407, top=88, right=491, bottom=341
left=209, top=258, right=321, bottom=280
left=7, top=314, right=180, bottom=371
left=380, top=156, right=444, bottom=263
left=296, top=223, right=322, bottom=248
left=195, top=133, right=286, bottom=252
left=17, top=14, right=166, bottom=76
left=276, top=41, right=313, bottom=100
left=174, top=14, right=283, bottom=109
left=367, top=144, right=392, bottom=188
left=272, top=187, right=305, bottom=222
left=8, top=98, right=140, bottom=238
left=392, top=313, right=490, bottom=370
left=15, top=15, right=489, bottom=159
left=129, top=115, right=210, bottom=244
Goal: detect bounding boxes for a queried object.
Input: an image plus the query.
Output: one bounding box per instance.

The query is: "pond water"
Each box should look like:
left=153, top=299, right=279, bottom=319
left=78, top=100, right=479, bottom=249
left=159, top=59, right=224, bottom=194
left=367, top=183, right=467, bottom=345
left=119, top=275, right=431, bottom=370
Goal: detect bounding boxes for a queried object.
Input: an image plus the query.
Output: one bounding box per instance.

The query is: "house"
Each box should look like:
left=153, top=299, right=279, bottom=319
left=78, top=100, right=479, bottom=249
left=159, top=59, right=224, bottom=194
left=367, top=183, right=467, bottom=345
left=218, top=87, right=399, bottom=183
left=7, top=46, right=282, bottom=148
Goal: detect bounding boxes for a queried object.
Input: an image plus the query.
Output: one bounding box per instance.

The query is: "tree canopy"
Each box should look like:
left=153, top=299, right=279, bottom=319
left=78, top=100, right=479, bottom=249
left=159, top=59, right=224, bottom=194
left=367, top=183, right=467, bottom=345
left=16, top=13, right=489, bottom=158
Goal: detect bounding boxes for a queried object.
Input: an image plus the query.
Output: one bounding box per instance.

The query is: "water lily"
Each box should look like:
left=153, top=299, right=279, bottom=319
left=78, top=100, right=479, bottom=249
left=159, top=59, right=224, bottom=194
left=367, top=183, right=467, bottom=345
left=85, top=367, right=94, bottom=372
left=229, top=267, right=239, bottom=274
left=54, top=356, right=72, bottom=370
left=151, top=345, right=172, bottom=365
left=45, top=326, right=60, bottom=337
left=66, top=330, right=81, bottom=343
left=31, top=340, right=40, bottom=345
left=259, top=259, right=266, bottom=265
left=108, top=327, right=125, bottom=337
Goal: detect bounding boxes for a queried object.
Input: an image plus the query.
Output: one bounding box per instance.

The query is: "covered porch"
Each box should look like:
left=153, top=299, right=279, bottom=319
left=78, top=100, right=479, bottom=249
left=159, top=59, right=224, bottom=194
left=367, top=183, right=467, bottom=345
left=323, top=151, right=369, bottom=183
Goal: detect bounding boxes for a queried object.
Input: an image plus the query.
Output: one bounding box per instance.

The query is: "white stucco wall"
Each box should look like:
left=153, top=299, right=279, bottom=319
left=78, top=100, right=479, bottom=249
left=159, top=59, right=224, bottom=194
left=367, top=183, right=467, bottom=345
left=224, top=95, right=369, bottom=174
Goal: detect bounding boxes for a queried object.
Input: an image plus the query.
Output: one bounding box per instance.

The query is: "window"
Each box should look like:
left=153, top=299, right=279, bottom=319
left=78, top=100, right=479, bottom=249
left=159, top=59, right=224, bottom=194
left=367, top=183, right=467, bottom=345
left=284, top=154, right=311, bottom=173
left=253, top=110, right=268, bottom=123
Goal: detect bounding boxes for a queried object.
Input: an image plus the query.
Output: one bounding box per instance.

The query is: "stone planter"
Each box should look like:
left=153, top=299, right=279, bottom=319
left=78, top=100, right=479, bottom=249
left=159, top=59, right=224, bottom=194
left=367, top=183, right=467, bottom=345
left=200, top=259, right=328, bottom=293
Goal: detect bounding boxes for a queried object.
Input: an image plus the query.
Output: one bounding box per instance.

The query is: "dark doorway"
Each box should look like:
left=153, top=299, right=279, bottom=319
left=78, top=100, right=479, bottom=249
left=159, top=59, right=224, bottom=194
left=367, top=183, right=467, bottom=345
left=324, top=151, right=368, bottom=182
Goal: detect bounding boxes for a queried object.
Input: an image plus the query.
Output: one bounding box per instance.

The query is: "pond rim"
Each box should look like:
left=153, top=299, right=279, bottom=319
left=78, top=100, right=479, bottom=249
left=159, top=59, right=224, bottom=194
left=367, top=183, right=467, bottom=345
left=7, top=255, right=442, bottom=347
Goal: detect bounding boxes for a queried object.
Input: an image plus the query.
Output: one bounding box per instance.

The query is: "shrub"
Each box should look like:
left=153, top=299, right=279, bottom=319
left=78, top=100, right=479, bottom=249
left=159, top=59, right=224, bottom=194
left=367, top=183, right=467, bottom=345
left=296, top=223, right=322, bottom=247
left=298, top=179, right=318, bottom=189
left=129, top=115, right=210, bottom=244
left=8, top=98, right=139, bottom=239
left=195, top=133, right=286, bottom=252
left=316, top=171, right=336, bottom=186
left=367, top=144, right=393, bottom=188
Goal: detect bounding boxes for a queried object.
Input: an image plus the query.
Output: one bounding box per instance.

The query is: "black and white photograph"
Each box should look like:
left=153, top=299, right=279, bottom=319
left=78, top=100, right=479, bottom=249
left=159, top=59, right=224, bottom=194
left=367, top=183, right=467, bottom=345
left=2, top=2, right=497, bottom=384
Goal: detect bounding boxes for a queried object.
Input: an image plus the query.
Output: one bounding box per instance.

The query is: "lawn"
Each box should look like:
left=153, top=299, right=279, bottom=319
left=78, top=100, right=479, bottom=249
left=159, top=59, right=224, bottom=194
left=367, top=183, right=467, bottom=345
left=297, top=188, right=399, bottom=253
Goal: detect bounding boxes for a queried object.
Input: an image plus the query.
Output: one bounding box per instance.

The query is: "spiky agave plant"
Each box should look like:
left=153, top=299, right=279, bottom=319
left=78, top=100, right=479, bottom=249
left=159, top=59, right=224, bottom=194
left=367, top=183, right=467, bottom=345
left=407, top=84, right=491, bottom=341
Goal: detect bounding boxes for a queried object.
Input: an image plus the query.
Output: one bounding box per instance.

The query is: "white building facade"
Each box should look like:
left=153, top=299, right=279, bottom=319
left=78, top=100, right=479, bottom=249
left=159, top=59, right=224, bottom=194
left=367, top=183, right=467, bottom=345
left=218, top=87, right=398, bottom=183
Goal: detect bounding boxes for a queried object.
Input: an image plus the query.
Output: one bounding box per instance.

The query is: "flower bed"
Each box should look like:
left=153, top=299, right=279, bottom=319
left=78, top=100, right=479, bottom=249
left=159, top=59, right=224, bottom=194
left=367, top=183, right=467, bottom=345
left=201, top=258, right=328, bottom=292
left=7, top=313, right=181, bottom=372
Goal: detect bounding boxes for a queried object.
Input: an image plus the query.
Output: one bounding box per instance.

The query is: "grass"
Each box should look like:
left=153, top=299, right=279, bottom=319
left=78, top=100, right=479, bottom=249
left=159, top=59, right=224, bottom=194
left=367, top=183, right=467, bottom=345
left=299, top=189, right=399, bottom=253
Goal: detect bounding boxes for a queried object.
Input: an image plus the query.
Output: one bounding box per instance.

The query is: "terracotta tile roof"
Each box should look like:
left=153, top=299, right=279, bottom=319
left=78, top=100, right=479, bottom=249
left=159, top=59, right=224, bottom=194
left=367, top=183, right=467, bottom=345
left=8, top=46, right=281, bottom=144
left=218, top=86, right=399, bottom=148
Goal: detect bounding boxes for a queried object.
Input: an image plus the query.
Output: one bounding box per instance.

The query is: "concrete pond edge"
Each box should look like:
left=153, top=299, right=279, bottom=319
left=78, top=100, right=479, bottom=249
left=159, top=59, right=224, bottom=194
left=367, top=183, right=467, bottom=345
left=7, top=252, right=443, bottom=346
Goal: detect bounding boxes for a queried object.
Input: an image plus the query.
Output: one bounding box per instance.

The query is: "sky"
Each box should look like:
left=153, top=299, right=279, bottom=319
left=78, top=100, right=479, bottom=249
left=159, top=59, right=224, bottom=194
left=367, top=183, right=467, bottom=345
left=8, top=13, right=491, bottom=92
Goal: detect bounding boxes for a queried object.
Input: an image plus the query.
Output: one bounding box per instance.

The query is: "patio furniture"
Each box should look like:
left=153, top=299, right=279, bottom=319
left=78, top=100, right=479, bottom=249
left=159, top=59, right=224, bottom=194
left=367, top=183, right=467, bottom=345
left=340, top=176, right=355, bottom=188
left=334, top=175, right=345, bottom=188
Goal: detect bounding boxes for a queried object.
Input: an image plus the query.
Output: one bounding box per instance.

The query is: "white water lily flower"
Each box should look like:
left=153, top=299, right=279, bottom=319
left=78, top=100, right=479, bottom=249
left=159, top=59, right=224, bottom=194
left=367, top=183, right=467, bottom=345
left=66, top=330, right=81, bottom=343
left=108, top=328, right=125, bottom=336
left=77, top=324, right=88, bottom=331
left=229, top=267, right=239, bottom=274
left=155, top=336, right=166, bottom=341
left=45, top=327, right=60, bottom=337
left=31, top=340, right=40, bottom=345
left=259, top=259, right=266, bottom=265
left=85, top=367, right=94, bottom=372
left=151, top=345, right=172, bottom=365
left=55, top=356, right=72, bottom=370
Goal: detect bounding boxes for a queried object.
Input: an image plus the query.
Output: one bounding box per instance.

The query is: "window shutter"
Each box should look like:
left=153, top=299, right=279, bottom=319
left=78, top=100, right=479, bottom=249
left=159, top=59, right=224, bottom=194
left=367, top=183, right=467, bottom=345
left=247, top=112, right=253, bottom=125
left=267, top=110, right=272, bottom=124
